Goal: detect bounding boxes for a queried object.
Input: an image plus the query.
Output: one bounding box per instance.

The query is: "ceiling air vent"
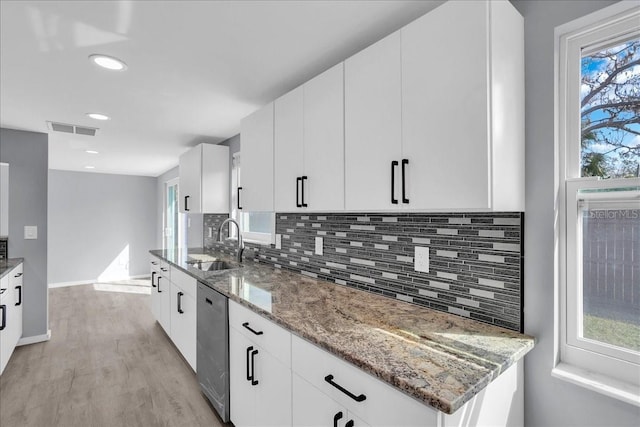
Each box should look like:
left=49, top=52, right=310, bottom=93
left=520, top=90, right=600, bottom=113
left=47, top=121, right=98, bottom=136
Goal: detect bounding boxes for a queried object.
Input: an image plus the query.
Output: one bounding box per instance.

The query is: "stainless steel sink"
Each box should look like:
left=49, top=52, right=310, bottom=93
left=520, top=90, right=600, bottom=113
left=188, top=259, right=239, bottom=272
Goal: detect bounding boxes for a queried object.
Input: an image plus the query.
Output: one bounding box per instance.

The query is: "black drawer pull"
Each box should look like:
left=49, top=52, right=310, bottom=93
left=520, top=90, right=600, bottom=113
left=250, top=348, right=259, bottom=385
left=324, top=375, right=366, bottom=402
left=151, top=272, right=157, bottom=288
left=157, top=277, right=162, bottom=293
left=14, top=272, right=23, bottom=278
left=246, top=346, right=253, bottom=381
left=151, top=261, right=158, bottom=265
left=237, top=186, right=243, bottom=210
left=296, top=177, right=302, bottom=208
left=401, top=158, right=409, bottom=204
left=345, top=421, right=354, bottom=427
left=177, top=291, right=184, bottom=314
left=391, top=160, right=398, bottom=204
left=205, top=298, right=212, bottom=305
left=184, top=195, right=190, bottom=211
left=160, top=267, right=168, bottom=272
left=301, top=176, right=308, bottom=207
left=333, top=411, right=343, bottom=427
left=242, top=322, right=264, bottom=336
left=15, top=286, right=22, bottom=306
left=0, top=304, right=5, bottom=331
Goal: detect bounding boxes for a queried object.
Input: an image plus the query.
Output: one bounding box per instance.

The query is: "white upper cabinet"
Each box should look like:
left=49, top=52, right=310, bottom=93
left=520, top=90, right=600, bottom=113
left=0, top=163, right=8, bottom=236
left=241, top=103, right=275, bottom=212
left=400, top=0, right=524, bottom=211
left=345, top=32, right=402, bottom=211
left=179, top=143, right=229, bottom=214
left=274, top=87, right=304, bottom=211
left=303, top=63, right=345, bottom=211
left=274, top=64, right=345, bottom=212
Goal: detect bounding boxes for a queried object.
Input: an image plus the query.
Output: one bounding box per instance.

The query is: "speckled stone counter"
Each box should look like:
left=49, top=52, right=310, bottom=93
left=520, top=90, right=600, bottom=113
left=0, top=258, right=23, bottom=280
left=150, top=248, right=534, bottom=414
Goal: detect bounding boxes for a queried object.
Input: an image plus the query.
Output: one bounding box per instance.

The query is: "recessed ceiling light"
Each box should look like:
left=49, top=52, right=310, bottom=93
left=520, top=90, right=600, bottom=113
left=85, top=166, right=95, bottom=169
left=86, top=150, right=99, bottom=154
left=89, top=54, right=127, bottom=71
left=86, top=113, right=110, bottom=121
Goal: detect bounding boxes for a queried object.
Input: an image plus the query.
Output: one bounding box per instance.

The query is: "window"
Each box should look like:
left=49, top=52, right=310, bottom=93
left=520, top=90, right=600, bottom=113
left=231, top=152, right=274, bottom=244
left=555, top=2, right=640, bottom=405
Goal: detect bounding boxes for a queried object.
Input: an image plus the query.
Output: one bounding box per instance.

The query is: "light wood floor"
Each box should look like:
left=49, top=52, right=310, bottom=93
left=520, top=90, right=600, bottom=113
left=0, top=281, right=229, bottom=427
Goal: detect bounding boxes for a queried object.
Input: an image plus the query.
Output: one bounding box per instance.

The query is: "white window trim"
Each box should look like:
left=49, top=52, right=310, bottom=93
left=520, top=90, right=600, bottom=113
left=554, top=0, right=640, bottom=406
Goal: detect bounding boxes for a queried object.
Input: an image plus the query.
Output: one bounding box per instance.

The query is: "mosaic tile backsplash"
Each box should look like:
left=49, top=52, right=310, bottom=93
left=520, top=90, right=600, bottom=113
left=203, top=212, right=524, bottom=332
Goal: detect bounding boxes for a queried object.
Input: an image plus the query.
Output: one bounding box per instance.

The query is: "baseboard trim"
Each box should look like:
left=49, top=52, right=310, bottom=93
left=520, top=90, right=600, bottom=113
left=17, top=329, right=51, bottom=346
left=48, top=274, right=150, bottom=288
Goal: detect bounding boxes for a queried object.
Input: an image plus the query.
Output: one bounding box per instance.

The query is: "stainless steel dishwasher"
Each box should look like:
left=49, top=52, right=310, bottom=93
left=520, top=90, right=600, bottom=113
left=197, top=282, right=230, bottom=423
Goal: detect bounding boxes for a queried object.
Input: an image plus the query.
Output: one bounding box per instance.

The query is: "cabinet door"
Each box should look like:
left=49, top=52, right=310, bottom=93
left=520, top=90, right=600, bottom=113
left=157, top=274, right=171, bottom=334
left=253, top=345, right=292, bottom=426
left=274, top=87, right=304, bottom=212
left=241, top=103, right=274, bottom=211
left=150, top=270, right=161, bottom=322
left=170, top=283, right=197, bottom=371
left=401, top=0, right=490, bottom=210
left=179, top=145, right=202, bottom=213
left=8, top=264, right=23, bottom=351
left=201, top=144, right=230, bottom=214
left=345, top=32, right=402, bottom=211
left=0, top=275, right=12, bottom=374
left=0, top=163, right=8, bottom=236
left=293, top=374, right=369, bottom=427
left=303, top=63, right=345, bottom=211
left=229, top=328, right=256, bottom=427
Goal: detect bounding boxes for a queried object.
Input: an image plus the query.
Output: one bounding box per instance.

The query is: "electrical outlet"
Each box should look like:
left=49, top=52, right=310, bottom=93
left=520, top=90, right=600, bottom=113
left=24, top=226, right=38, bottom=240
left=414, top=246, right=429, bottom=273
left=275, top=234, right=282, bottom=249
left=315, top=237, right=323, bottom=255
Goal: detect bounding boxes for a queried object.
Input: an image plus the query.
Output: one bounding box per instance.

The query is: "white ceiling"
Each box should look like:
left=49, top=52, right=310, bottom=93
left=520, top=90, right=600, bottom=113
left=0, top=0, right=443, bottom=177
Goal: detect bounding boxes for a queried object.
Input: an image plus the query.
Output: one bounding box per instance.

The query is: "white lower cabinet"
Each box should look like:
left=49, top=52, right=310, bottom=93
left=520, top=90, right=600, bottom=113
left=148, top=255, right=196, bottom=371
left=293, top=373, right=370, bottom=427
left=170, top=281, right=196, bottom=371
left=229, top=300, right=292, bottom=427
left=0, top=263, right=23, bottom=375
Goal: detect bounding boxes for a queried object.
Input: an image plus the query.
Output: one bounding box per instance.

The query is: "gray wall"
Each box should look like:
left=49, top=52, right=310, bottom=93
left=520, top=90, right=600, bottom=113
left=0, top=128, right=48, bottom=338
left=48, top=170, right=156, bottom=284
left=155, top=166, right=179, bottom=249
left=510, top=0, right=640, bottom=425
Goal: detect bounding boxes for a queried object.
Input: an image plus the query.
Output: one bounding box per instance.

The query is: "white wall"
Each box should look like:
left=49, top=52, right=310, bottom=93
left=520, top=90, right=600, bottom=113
left=48, top=170, right=156, bottom=285
left=0, top=128, right=49, bottom=339
left=510, top=0, right=640, bottom=425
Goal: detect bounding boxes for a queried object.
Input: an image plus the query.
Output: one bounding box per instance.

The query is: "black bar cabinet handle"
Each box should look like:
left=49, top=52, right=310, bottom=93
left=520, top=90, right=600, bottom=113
left=177, top=291, right=184, bottom=314
left=242, top=322, right=264, bottom=336
left=205, top=298, right=212, bottom=305
left=333, top=411, right=344, bottom=427
left=184, top=195, right=190, bottom=211
left=157, top=277, right=162, bottom=293
left=296, top=177, right=302, bottom=208
left=345, top=421, right=354, bottom=427
left=324, top=374, right=366, bottom=402
left=391, top=160, right=398, bottom=204
left=15, top=286, right=22, bottom=306
left=14, top=272, right=23, bottom=278
left=151, top=272, right=157, bottom=288
left=246, top=346, right=253, bottom=381
left=301, top=176, right=308, bottom=207
left=151, top=261, right=158, bottom=266
left=0, top=305, right=5, bottom=331
left=401, top=159, right=409, bottom=204
left=237, top=187, right=243, bottom=210
left=251, top=349, right=259, bottom=385
left=160, top=267, right=168, bottom=272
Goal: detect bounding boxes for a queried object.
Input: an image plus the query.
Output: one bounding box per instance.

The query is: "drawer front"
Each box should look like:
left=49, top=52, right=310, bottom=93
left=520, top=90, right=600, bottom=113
left=229, top=300, right=291, bottom=367
left=170, top=266, right=196, bottom=297
left=149, top=254, right=162, bottom=270
left=291, top=335, right=437, bottom=427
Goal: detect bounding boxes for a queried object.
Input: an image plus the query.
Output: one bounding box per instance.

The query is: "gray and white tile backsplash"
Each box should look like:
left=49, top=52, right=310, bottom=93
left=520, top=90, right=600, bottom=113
left=204, top=212, right=524, bottom=332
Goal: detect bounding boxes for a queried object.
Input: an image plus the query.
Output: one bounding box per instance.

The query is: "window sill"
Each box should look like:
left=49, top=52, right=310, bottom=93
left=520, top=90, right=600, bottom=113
left=552, top=362, right=640, bottom=407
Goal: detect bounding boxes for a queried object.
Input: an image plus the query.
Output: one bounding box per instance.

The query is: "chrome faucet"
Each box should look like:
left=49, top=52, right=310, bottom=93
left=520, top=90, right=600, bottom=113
left=217, top=218, right=244, bottom=263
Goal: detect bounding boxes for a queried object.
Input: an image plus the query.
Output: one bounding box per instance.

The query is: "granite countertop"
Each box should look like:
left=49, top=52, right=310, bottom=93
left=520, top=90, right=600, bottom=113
left=0, top=258, right=23, bottom=280
left=150, top=248, right=535, bottom=415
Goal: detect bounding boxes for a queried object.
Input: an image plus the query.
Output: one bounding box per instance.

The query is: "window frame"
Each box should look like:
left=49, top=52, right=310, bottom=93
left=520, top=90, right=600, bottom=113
left=554, top=1, right=640, bottom=406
